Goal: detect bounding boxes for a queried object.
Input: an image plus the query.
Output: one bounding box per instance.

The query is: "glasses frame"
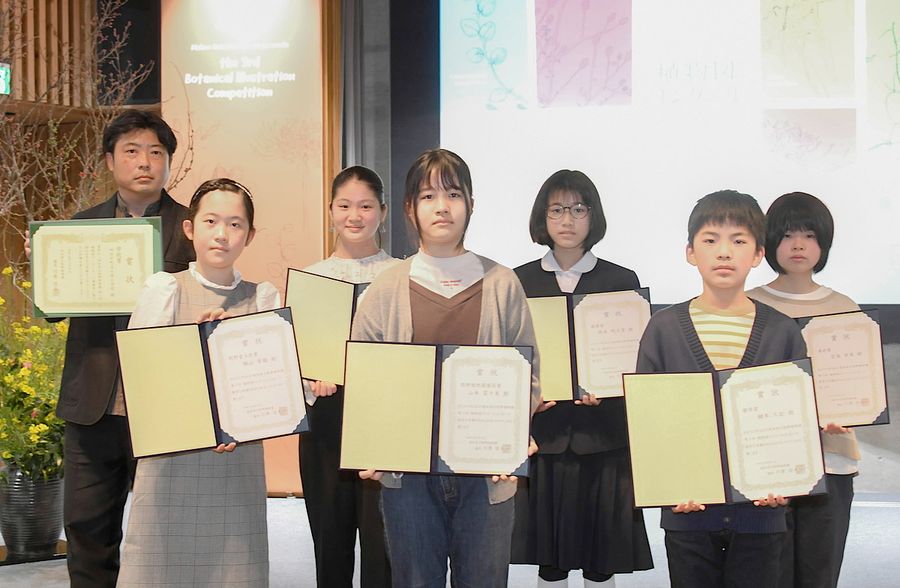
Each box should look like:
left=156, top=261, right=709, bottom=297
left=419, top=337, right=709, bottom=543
left=546, top=203, right=591, bottom=220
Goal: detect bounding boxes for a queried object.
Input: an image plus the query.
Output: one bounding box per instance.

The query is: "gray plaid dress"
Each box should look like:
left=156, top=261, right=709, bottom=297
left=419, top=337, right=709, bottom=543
left=118, top=270, right=269, bottom=587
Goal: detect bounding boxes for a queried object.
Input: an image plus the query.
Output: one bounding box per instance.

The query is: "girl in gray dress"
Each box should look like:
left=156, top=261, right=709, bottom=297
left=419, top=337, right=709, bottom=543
left=118, top=179, right=279, bottom=587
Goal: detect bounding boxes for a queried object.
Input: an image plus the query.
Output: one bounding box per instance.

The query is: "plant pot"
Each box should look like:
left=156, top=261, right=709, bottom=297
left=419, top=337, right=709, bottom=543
left=0, top=468, right=63, bottom=562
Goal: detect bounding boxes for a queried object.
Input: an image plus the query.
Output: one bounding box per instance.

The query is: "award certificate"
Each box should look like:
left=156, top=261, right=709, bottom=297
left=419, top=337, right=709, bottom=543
left=574, top=290, right=652, bottom=398
left=30, top=217, right=162, bottom=317
left=117, top=308, right=309, bottom=457
left=437, top=346, right=531, bottom=475
left=799, top=310, right=889, bottom=427
left=624, top=359, right=825, bottom=507
left=719, top=361, right=825, bottom=501
left=342, top=341, right=533, bottom=476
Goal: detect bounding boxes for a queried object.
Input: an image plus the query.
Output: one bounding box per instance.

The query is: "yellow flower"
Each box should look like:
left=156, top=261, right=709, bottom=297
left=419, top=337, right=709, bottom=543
left=2, top=266, right=12, bottom=275
left=0, top=296, right=5, bottom=305
left=1, top=451, right=11, bottom=460
left=20, top=281, right=32, bottom=289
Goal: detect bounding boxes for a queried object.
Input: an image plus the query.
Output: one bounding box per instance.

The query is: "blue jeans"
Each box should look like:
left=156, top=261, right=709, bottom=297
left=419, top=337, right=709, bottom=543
left=380, top=474, right=514, bottom=588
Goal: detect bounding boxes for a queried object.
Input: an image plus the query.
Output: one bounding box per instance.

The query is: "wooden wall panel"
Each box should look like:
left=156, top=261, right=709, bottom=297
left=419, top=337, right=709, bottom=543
left=2, top=0, right=94, bottom=107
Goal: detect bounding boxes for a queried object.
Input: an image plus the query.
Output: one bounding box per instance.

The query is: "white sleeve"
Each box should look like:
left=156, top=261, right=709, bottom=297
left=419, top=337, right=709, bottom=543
left=256, top=281, right=281, bottom=312
left=128, top=272, right=178, bottom=329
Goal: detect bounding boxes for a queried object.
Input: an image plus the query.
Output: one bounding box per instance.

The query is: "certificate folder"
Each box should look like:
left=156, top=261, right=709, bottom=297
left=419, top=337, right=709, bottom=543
left=527, top=288, right=651, bottom=401
left=30, top=217, right=163, bottom=318
left=624, top=359, right=826, bottom=508
left=116, top=308, right=309, bottom=458
left=797, top=309, right=890, bottom=427
left=340, top=341, right=533, bottom=477
left=284, top=269, right=368, bottom=385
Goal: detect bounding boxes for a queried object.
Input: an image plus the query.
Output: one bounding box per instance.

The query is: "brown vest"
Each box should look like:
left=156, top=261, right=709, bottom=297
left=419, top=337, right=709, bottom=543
left=410, top=280, right=483, bottom=345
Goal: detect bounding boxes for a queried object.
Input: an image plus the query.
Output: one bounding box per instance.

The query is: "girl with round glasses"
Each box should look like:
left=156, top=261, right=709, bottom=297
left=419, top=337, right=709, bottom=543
left=512, top=170, right=653, bottom=587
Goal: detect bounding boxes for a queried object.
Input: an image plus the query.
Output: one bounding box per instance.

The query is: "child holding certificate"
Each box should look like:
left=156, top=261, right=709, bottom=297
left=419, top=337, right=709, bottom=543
left=117, top=178, right=279, bottom=587
left=351, top=149, right=540, bottom=587
left=299, top=166, right=397, bottom=587
left=512, top=170, right=653, bottom=587
left=635, top=190, right=806, bottom=588
left=747, top=192, right=859, bottom=588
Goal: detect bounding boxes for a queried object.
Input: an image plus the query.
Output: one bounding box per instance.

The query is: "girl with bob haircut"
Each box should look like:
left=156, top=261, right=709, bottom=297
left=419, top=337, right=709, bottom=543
left=351, top=148, right=540, bottom=587
left=748, top=191, right=859, bottom=588
left=299, top=165, right=397, bottom=587
left=118, top=178, right=278, bottom=586
left=513, top=170, right=653, bottom=587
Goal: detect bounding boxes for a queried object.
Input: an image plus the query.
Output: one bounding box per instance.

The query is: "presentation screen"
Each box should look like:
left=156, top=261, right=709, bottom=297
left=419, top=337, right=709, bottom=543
left=440, top=0, right=899, bottom=304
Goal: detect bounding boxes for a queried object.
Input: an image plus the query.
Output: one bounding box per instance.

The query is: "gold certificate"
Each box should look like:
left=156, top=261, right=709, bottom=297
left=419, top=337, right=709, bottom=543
left=624, top=372, right=727, bottom=507
left=719, top=361, right=824, bottom=500
left=341, top=342, right=436, bottom=473
left=117, top=308, right=308, bottom=458
left=526, top=296, right=574, bottom=402
left=800, top=311, right=889, bottom=426
left=574, top=290, right=652, bottom=398
left=341, top=342, right=534, bottom=476
left=285, top=269, right=360, bottom=385
left=437, top=346, right=531, bottom=476
left=117, top=324, right=217, bottom=457
left=624, top=359, right=826, bottom=507
left=30, top=218, right=163, bottom=317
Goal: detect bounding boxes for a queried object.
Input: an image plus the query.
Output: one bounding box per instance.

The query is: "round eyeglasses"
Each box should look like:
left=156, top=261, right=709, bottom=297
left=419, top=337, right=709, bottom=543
left=546, top=204, right=591, bottom=220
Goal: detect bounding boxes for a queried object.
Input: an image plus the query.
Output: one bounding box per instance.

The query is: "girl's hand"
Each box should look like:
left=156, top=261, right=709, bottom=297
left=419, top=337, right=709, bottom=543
left=753, top=493, right=788, bottom=508
left=197, top=307, right=230, bottom=323
left=24, top=230, right=31, bottom=258
left=672, top=500, right=705, bottom=513
left=213, top=442, right=237, bottom=453
left=311, top=381, right=338, bottom=397
left=491, top=473, right=517, bottom=484
left=528, top=436, right=538, bottom=457
left=575, top=393, right=601, bottom=406
left=823, top=422, right=850, bottom=434
left=535, top=397, right=557, bottom=413
left=359, top=469, right=383, bottom=481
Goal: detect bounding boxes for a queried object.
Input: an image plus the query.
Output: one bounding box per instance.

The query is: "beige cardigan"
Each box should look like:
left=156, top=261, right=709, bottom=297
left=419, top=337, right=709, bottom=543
left=351, top=254, right=541, bottom=504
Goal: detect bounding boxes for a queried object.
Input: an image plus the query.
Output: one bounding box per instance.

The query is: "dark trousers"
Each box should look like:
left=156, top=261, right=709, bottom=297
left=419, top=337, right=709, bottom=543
left=779, top=473, right=854, bottom=588
left=665, top=529, right=783, bottom=588
left=299, top=393, right=391, bottom=588
left=63, top=415, right=134, bottom=588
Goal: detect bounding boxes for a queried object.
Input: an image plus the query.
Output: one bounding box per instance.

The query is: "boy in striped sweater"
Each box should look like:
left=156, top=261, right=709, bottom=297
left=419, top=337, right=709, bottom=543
left=635, top=190, right=806, bottom=588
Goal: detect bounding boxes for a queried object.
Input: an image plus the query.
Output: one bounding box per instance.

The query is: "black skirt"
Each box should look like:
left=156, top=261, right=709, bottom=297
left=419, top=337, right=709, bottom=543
left=511, top=448, right=653, bottom=575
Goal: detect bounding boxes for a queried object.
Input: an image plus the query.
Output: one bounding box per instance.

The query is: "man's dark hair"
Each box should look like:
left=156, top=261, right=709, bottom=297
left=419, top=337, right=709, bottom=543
left=688, top=190, right=765, bottom=250
left=103, top=110, right=177, bottom=156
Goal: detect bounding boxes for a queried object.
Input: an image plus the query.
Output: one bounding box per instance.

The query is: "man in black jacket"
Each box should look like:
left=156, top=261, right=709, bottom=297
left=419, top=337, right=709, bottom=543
left=45, top=110, right=194, bottom=587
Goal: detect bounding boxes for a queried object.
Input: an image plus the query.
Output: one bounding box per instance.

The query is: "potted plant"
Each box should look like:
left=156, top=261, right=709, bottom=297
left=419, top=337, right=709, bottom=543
left=0, top=267, right=67, bottom=561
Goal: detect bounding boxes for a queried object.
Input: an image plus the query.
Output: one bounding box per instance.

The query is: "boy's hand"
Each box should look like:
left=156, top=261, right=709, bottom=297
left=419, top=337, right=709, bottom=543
left=528, top=436, right=538, bottom=456
left=196, top=307, right=230, bottom=323
left=213, top=442, right=237, bottom=453
left=823, top=422, right=850, bottom=434
left=24, top=229, right=31, bottom=258
left=491, top=473, right=517, bottom=483
left=359, top=469, right=383, bottom=481
left=575, top=393, right=601, bottom=406
left=753, top=493, right=788, bottom=508
left=311, top=381, right=338, bottom=397
left=671, top=500, right=705, bottom=513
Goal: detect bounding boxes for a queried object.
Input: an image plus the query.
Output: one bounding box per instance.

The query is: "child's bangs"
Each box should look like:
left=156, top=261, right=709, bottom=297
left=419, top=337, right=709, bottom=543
left=417, top=162, right=465, bottom=195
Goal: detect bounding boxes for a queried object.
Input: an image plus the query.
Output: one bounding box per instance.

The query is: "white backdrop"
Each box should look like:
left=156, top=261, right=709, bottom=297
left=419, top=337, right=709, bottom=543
left=440, top=0, right=900, bottom=304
